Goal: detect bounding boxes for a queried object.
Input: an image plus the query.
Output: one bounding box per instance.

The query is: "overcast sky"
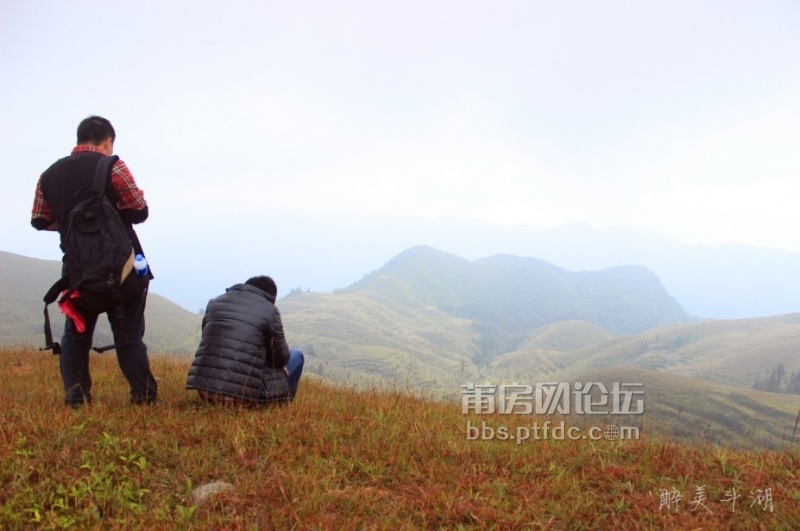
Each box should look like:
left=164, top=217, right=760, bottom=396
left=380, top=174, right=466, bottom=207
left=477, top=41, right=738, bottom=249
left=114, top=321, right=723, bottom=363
left=2, top=1, right=799, bottom=309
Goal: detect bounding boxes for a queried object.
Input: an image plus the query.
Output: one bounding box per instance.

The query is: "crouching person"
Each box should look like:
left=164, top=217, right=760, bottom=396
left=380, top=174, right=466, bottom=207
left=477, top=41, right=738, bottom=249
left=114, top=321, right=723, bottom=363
left=186, top=275, right=304, bottom=406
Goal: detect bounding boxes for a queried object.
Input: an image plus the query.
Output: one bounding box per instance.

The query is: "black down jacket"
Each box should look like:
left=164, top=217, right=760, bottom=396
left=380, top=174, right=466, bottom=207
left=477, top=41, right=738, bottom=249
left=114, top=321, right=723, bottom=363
left=186, top=283, right=292, bottom=404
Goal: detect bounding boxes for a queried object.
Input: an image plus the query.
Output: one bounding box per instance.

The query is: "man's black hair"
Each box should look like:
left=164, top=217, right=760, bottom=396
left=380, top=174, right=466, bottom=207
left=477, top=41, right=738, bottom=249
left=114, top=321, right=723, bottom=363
left=77, top=116, right=116, bottom=145
left=245, top=276, right=278, bottom=298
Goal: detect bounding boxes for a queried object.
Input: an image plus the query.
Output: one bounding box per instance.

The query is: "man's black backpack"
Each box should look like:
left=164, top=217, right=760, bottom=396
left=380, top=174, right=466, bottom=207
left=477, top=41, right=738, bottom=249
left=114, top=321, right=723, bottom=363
left=41, top=156, right=135, bottom=354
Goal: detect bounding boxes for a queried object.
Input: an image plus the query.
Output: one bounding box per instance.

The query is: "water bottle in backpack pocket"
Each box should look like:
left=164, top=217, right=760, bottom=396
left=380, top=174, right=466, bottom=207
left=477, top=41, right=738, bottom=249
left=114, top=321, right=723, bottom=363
left=134, top=254, right=148, bottom=276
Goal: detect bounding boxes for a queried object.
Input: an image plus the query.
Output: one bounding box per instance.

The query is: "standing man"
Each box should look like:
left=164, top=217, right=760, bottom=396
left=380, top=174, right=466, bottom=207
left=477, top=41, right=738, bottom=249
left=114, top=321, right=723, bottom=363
left=31, top=116, right=158, bottom=406
left=186, top=275, right=304, bottom=406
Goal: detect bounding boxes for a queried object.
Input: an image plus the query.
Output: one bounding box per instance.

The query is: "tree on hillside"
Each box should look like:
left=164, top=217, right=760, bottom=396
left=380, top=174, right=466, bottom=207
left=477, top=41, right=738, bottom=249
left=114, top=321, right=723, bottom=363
left=284, top=287, right=305, bottom=299
left=752, top=364, right=800, bottom=395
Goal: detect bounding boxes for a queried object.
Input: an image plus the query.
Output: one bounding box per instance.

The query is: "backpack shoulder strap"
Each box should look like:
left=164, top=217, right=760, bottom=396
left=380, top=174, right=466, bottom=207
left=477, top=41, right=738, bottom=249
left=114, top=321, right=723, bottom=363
left=91, top=155, right=120, bottom=194
left=40, top=276, right=70, bottom=355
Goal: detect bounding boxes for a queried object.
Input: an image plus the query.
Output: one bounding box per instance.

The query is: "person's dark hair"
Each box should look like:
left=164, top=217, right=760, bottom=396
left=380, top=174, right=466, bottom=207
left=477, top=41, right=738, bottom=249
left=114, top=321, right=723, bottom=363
left=76, top=116, right=116, bottom=145
left=245, top=275, right=278, bottom=298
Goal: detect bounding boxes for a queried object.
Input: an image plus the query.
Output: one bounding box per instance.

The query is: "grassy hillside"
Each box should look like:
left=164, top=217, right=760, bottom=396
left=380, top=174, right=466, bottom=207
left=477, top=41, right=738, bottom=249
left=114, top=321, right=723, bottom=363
left=281, top=291, right=484, bottom=392
left=523, top=320, right=614, bottom=352
left=566, top=368, right=800, bottom=450
left=489, top=320, right=615, bottom=376
left=552, top=314, right=800, bottom=390
left=0, top=250, right=201, bottom=354
left=1, top=347, right=798, bottom=529
left=284, top=282, right=800, bottom=400
left=484, top=363, right=800, bottom=451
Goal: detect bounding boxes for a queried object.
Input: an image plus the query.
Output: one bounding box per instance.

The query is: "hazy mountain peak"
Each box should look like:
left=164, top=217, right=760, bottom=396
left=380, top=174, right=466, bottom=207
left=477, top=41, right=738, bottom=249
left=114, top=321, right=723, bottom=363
left=342, top=246, right=693, bottom=360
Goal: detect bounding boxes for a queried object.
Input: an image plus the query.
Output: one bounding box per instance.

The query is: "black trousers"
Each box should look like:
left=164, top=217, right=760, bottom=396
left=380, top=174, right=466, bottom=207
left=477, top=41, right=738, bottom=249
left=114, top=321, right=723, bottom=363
left=59, top=275, right=158, bottom=405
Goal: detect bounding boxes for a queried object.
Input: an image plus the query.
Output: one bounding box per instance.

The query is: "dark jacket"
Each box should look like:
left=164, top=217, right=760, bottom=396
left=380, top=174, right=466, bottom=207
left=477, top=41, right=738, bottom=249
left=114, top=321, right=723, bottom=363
left=186, top=283, right=292, bottom=404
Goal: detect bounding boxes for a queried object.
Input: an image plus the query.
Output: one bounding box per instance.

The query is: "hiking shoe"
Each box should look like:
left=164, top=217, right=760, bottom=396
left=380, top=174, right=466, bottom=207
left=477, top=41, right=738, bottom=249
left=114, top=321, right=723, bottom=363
left=131, top=395, right=159, bottom=406
left=65, top=395, right=92, bottom=408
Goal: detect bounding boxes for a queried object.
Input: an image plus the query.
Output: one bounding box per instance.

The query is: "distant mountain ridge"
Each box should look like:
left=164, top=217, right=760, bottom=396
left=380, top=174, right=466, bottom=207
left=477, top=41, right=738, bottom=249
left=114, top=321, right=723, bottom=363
left=276, top=246, right=799, bottom=399
left=343, top=246, right=694, bottom=360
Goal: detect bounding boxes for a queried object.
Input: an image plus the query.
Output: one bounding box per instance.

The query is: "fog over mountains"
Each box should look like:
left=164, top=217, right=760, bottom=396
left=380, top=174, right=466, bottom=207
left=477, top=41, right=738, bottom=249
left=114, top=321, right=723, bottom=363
left=8, top=219, right=800, bottom=324
left=70, top=216, right=799, bottom=321
left=213, top=217, right=799, bottom=320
